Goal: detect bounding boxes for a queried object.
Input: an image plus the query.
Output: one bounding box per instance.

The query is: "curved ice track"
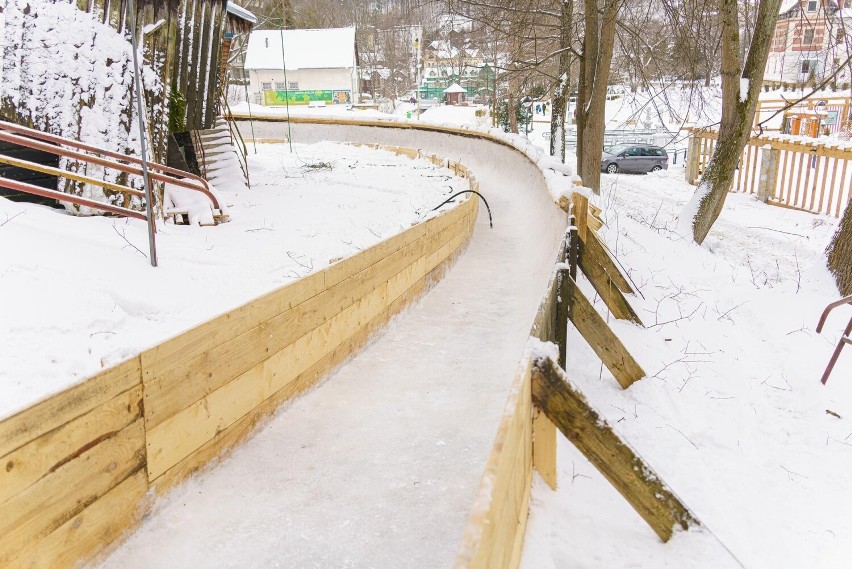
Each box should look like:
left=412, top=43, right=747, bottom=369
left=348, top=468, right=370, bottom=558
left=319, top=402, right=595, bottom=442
left=95, top=121, right=568, bottom=568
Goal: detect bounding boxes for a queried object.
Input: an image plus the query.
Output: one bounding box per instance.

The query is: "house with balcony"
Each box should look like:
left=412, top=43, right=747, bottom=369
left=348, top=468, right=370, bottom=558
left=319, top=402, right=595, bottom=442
left=765, top=0, right=852, bottom=88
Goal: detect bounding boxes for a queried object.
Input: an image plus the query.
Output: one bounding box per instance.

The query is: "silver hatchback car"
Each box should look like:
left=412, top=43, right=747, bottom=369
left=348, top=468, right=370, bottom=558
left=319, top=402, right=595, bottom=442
left=601, top=144, right=668, bottom=174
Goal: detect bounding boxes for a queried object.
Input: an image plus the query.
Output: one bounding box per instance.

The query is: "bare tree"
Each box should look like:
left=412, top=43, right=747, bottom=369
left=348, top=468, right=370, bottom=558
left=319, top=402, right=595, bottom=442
left=680, top=0, right=782, bottom=244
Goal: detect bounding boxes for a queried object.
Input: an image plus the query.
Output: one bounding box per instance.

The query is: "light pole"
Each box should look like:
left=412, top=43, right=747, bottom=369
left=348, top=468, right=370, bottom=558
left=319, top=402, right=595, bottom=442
left=413, top=28, right=422, bottom=119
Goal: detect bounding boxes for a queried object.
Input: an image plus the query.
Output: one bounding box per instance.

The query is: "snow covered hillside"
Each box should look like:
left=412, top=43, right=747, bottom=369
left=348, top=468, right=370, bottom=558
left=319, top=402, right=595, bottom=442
left=0, top=142, right=468, bottom=419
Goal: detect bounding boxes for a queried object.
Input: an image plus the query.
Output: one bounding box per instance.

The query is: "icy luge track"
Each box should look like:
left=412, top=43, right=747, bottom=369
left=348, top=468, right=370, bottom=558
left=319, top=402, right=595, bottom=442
left=94, top=120, right=569, bottom=569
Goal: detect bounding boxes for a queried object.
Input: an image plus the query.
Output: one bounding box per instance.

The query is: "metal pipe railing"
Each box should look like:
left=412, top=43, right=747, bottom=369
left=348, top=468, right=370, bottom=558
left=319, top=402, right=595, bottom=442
left=0, top=118, right=221, bottom=210
left=0, top=176, right=147, bottom=220
left=0, top=127, right=221, bottom=210
left=816, top=294, right=852, bottom=384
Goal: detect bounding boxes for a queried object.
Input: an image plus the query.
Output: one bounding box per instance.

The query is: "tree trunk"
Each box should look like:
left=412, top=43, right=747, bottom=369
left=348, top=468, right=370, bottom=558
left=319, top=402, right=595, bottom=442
left=684, top=0, right=781, bottom=244
left=550, top=0, right=573, bottom=163
left=827, top=199, right=852, bottom=295
left=577, top=0, right=621, bottom=194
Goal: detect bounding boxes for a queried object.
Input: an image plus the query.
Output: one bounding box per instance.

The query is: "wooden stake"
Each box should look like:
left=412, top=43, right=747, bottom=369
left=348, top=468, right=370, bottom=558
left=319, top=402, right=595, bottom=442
left=531, top=355, right=697, bottom=542
left=584, top=230, right=633, bottom=294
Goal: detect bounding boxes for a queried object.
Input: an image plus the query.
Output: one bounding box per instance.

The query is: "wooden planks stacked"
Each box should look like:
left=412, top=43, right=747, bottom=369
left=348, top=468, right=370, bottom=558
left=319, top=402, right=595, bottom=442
left=0, top=359, right=147, bottom=569
left=454, top=361, right=534, bottom=569
left=143, top=188, right=479, bottom=490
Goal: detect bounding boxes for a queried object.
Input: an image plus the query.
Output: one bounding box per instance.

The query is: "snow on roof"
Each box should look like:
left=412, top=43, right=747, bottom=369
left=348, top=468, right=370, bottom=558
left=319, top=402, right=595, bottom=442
left=780, top=0, right=799, bottom=13
left=443, top=83, right=466, bottom=93
left=226, top=2, right=257, bottom=24
left=244, top=28, right=356, bottom=70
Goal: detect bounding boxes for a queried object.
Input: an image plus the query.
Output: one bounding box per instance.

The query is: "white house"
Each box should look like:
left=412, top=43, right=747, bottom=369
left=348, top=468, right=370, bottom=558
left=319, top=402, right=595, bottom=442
left=243, top=27, right=359, bottom=106
left=765, top=0, right=852, bottom=86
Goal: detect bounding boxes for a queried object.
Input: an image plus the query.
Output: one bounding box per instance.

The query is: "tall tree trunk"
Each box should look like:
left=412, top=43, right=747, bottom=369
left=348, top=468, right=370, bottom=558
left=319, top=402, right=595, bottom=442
left=550, top=0, right=573, bottom=163
left=683, top=0, right=781, bottom=244
left=827, top=200, right=852, bottom=295
left=577, top=0, right=621, bottom=194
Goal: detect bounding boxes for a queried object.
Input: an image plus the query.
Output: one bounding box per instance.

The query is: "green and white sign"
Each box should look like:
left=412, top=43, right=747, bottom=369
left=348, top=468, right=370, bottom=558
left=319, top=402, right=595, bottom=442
left=263, top=89, right=351, bottom=105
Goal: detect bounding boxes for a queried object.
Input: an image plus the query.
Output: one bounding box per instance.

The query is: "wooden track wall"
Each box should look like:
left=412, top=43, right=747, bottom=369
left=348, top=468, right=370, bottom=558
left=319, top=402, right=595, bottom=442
left=0, top=148, right=478, bottom=569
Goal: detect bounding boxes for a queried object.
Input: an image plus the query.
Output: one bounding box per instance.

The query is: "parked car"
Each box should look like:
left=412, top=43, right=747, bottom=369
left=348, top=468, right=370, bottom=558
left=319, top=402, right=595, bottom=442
left=600, top=144, right=668, bottom=174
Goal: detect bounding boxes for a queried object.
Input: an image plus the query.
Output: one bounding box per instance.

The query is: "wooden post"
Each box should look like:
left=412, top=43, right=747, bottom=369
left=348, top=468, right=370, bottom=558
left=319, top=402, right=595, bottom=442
left=578, top=240, right=643, bottom=325
left=531, top=355, right=698, bottom=542
left=685, top=134, right=700, bottom=184
left=532, top=409, right=557, bottom=490
left=584, top=231, right=633, bottom=294
left=571, top=192, right=589, bottom=242
left=757, top=145, right=779, bottom=203
left=565, top=271, right=644, bottom=388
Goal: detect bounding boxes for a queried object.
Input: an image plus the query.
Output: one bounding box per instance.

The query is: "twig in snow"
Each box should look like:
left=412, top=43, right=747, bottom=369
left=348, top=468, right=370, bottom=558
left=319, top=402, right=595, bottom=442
left=794, top=250, right=801, bottom=294
left=571, top=463, right=591, bottom=483
left=341, top=239, right=363, bottom=251
left=366, top=226, right=383, bottom=239
left=1, top=210, right=25, bottom=227
left=716, top=301, right=747, bottom=322
left=747, top=226, right=809, bottom=239
left=667, top=424, right=698, bottom=449
left=826, top=409, right=842, bottom=419
left=780, top=465, right=807, bottom=481
left=761, top=374, right=793, bottom=392
left=112, top=224, right=147, bottom=258
left=286, top=251, right=313, bottom=272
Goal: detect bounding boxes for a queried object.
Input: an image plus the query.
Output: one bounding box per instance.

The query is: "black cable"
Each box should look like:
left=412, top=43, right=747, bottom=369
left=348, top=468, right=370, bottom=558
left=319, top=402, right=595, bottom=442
left=430, top=190, right=493, bottom=228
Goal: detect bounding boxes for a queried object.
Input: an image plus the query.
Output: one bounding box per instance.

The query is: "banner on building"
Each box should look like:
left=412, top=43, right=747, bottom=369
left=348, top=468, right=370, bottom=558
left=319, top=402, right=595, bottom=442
left=263, top=89, right=351, bottom=105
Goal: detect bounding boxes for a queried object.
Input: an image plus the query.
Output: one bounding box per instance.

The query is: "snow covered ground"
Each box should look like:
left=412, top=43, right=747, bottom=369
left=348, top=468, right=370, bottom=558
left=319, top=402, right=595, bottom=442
left=521, top=167, right=852, bottom=569
left=0, top=142, right=468, bottom=420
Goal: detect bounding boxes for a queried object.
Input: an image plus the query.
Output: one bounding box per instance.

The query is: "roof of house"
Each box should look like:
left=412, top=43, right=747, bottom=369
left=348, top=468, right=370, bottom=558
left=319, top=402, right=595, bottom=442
left=226, top=2, right=257, bottom=24
left=443, top=83, right=466, bottom=93
left=243, top=28, right=356, bottom=70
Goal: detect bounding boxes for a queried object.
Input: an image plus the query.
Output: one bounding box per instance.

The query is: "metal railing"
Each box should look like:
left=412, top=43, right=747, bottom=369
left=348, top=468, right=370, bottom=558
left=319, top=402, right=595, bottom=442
left=0, top=118, right=223, bottom=215
left=816, top=294, right=852, bottom=384
left=219, top=96, right=251, bottom=187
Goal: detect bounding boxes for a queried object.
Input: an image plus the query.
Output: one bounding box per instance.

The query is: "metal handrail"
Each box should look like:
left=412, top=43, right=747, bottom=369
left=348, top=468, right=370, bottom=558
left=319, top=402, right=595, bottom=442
left=0, top=176, right=147, bottom=220
left=0, top=126, right=221, bottom=211
left=0, top=119, right=220, bottom=210
left=219, top=96, right=251, bottom=187
left=816, top=294, right=852, bottom=385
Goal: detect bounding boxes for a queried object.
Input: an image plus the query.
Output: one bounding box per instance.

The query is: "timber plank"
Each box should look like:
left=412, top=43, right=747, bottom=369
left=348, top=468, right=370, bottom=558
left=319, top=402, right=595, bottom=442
left=0, top=420, right=146, bottom=566
left=531, top=355, right=697, bottom=542
left=0, top=357, right=140, bottom=458
left=0, top=385, right=143, bottom=506
left=584, top=230, right=633, bottom=294
left=579, top=240, right=643, bottom=325
left=152, top=222, right=474, bottom=491
left=532, top=409, right=557, bottom=490
left=143, top=207, right=472, bottom=430
left=566, top=272, right=645, bottom=388
left=8, top=470, right=147, bottom=569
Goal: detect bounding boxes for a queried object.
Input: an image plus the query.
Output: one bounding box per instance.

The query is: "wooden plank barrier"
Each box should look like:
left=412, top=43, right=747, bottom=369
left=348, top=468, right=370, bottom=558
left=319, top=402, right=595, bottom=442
left=0, top=144, right=479, bottom=568
left=530, top=354, right=697, bottom=542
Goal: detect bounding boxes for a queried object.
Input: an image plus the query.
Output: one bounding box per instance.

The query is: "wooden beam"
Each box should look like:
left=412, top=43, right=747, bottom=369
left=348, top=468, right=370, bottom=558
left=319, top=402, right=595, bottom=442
left=584, top=230, right=633, bottom=294
left=578, top=241, right=643, bottom=325
left=531, top=355, right=697, bottom=542
left=565, top=271, right=644, bottom=389
left=571, top=193, right=588, bottom=242
left=532, top=409, right=557, bottom=490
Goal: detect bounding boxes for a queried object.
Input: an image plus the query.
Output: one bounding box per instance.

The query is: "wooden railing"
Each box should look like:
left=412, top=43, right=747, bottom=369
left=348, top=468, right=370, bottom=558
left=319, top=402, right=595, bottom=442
left=686, top=128, right=852, bottom=217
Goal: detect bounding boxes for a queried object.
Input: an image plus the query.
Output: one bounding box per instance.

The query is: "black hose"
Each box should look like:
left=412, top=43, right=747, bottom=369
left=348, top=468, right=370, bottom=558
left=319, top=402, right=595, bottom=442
left=430, top=190, right=493, bottom=228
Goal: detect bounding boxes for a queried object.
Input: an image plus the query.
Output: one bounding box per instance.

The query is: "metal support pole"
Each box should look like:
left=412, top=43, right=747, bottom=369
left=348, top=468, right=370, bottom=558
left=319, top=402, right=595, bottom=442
left=128, top=0, right=158, bottom=267
left=279, top=26, right=294, bottom=153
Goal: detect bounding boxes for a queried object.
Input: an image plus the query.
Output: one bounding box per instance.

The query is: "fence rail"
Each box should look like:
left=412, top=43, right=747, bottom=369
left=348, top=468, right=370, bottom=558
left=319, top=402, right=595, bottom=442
left=686, top=128, right=852, bottom=217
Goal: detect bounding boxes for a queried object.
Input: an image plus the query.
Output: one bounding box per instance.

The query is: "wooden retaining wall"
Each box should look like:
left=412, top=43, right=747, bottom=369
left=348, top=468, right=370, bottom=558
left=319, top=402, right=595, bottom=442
left=0, top=149, right=478, bottom=569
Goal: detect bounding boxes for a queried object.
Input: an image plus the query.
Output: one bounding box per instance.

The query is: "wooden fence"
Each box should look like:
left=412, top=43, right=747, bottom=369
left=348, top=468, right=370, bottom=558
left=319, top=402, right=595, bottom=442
left=686, top=128, right=852, bottom=218
left=0, top=145, right=478, bottom=569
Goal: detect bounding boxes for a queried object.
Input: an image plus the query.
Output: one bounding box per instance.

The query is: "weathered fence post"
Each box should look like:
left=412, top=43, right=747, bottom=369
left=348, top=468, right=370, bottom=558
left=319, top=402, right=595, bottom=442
left=685, top=134, right=700, bottom=184
left=757, top=144, right=779, bottom=203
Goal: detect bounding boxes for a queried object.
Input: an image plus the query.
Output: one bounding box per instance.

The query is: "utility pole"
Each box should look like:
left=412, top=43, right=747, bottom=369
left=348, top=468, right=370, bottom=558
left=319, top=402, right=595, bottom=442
left=413, top=26, right=422, bottom=119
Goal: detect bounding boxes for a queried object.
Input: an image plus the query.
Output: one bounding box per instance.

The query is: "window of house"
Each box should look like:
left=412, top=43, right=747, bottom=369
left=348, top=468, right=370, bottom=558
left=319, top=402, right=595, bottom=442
left=801, top=60, right=816, bottom=74
left=261, top=82, right=272, bottom=91
left=807, top=0, right=817, bottom=11
left=289, top=81, right=299, bottom=90
left=804, top=28, right=815, bottom=44
left=274, top=82, right=287, bottom=90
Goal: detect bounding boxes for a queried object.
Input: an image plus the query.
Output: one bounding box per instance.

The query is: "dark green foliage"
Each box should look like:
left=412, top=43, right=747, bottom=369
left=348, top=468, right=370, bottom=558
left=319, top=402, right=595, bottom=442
left=168, top=89, right=187, bottom=134
left=496, top=100, right=531, bottom=133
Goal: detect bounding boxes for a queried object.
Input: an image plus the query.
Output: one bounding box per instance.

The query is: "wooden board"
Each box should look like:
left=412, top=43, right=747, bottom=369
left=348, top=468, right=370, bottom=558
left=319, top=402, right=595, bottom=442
left=531, top=355, right=697, bottom=542
left=0, top=420, right=145, bottom=566
left=0, top=385, right=143, bottom=505
left=583, top=230, right=633, bottom=294
left=455, top=361, right=533, bottom=569
left=0, top=357, right=141, bottom=459
left=7, top=470, right=147, bottom=569
left=566, top=272, right=645, bottom=389
left=579, top=241, right=643, bottom=325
